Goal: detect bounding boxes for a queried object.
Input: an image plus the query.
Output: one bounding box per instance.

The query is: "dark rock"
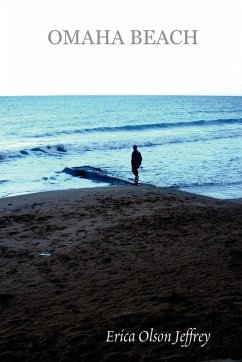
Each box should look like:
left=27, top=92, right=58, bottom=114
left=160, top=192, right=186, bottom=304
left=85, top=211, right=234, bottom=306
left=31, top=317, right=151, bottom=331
left=62, top=166, right=132, bottom=185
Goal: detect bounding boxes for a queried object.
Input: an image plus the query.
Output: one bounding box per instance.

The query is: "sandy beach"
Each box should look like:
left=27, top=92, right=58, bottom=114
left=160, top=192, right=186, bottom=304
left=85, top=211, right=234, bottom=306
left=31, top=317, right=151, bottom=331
left=0, top=185, right=242, bottom=362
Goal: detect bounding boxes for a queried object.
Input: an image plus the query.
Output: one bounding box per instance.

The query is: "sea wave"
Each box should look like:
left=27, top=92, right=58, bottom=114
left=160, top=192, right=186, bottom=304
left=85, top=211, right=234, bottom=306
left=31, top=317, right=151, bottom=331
left=26, top=117, right=242, bottom=138
left=1, top=131, right=242, bottom=162
left=174, top=180, right=242, bottom=188
left=0, top=144, right=67, bottom=161
left=0, top=179, right=9, bottom=184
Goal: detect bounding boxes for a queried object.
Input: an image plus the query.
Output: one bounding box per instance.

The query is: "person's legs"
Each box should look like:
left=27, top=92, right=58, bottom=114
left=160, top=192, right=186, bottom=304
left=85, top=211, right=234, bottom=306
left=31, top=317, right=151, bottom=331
left=132, top=166, right=138, bottom=178
left=132, top=166, right=139, bottom=184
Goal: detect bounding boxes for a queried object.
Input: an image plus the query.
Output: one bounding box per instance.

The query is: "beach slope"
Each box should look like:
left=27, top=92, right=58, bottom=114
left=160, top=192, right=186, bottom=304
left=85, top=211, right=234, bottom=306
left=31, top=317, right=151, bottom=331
left=0, top=186, right=242, bottom=361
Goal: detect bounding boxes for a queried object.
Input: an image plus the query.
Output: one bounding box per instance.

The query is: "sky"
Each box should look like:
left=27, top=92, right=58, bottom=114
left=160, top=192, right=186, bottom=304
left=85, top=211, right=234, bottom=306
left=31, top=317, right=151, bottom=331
left=0, top=0, right=242, bottom=96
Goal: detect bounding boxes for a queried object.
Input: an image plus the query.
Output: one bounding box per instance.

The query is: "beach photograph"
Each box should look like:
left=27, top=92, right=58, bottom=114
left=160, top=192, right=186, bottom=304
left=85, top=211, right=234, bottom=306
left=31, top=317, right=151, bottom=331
left=1, top=0, right=242, bottom=361
left=0, top=95, right=242, bottom=362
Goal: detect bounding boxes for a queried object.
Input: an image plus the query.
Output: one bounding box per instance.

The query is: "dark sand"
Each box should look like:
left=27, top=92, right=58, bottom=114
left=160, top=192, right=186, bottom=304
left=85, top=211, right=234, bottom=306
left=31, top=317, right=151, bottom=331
left=0, top=185, right=242, bottom=362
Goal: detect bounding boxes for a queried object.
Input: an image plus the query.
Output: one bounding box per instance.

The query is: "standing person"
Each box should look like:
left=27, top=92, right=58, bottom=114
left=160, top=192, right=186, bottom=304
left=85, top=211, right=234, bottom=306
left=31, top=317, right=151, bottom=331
left=131, top=145, right=142, bottom=184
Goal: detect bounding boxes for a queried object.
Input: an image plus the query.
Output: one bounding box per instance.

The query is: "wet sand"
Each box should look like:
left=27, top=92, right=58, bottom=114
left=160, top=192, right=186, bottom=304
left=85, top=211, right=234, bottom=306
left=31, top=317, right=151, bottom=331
left=0, top=185, right=242, bottom=362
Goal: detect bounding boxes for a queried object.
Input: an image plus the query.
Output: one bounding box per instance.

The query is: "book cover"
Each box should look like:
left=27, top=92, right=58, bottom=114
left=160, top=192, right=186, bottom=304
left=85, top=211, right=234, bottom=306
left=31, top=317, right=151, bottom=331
left=0, top=1, right=242, bottom=361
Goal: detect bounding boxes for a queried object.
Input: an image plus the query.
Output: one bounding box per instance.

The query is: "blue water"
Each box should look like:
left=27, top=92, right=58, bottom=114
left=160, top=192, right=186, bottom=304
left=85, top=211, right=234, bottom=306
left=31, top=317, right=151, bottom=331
left=0, top=95, right=242, bottom=199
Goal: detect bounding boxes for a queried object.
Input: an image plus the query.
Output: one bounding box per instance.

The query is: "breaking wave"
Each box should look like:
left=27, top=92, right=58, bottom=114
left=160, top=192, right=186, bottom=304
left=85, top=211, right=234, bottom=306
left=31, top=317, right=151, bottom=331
left=27, top=117, right=242, bottom=138
left=1, top=129, right=242, bottom=162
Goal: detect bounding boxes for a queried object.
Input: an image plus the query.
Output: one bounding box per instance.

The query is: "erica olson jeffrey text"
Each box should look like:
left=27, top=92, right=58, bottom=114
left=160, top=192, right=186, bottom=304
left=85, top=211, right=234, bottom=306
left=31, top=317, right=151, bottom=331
left=48, top=29, right=198, bottom=45
left=105, top=328, right=210, bottom=347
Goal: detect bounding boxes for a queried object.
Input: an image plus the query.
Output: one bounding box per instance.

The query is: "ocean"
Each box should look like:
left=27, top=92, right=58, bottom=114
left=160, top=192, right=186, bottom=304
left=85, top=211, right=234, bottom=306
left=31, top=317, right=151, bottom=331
left=0, top=95, right=242, bottom=199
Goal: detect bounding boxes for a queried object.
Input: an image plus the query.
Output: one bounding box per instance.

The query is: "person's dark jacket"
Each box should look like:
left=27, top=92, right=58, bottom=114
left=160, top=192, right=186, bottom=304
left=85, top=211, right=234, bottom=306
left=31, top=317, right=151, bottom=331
left=131, top=150, right=142, bottom=168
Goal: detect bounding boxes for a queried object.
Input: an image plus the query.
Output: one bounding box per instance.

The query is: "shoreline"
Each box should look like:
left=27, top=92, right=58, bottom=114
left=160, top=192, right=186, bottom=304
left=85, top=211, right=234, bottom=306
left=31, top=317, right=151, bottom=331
left=1, top=184, right=242, bottom=361
left=1, top=182, right=242, bottom=206
left=0, top=184, right=238, bottom=211
left=1, top=178, right=242, bottom=202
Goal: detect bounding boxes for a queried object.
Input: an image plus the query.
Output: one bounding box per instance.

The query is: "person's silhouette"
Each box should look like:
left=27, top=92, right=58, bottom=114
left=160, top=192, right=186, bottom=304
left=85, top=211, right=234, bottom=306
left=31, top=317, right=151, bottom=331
left=131, top=145, right=142, bottom=184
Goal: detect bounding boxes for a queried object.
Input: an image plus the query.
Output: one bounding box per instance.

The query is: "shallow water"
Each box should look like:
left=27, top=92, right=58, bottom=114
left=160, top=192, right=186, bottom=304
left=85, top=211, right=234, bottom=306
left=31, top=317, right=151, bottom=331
left=1, top=95, right=242, bottom=198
